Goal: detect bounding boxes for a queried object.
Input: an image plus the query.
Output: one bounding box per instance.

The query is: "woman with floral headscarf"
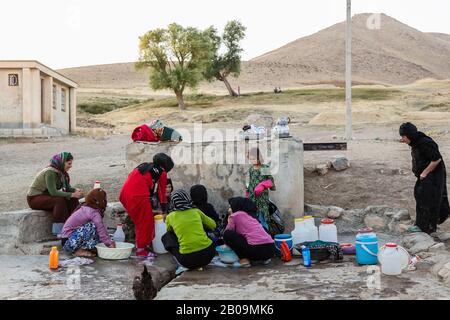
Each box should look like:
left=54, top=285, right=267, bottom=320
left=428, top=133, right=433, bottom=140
left=27, top=152, right=83, bottom=233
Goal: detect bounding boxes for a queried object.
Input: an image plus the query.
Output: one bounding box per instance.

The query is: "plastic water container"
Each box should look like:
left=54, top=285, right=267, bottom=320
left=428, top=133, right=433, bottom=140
left=152, top=215, right=168, bottom=254
left=303, top=216, right=319, bottom=241
left=319, top=218, right=338, bottom=243
left=379, top=243, right=402, bottom=276
left=301, top=245, right=311, bottom=267
left=94, top=181, right=101, bottom=189
left=274, top=234, right=293, bottom=257
left=112, top=224, right=126, bottom=242
left=355, top=228, right=378, bottom=265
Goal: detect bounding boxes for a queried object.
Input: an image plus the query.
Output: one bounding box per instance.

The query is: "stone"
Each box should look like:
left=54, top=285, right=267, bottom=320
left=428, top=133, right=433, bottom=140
left=415, top=260, right=434, bottom=271
left=392, top=209, right=411, bottom=221
left=315, top=164, right=329, bottom=176
left=438, top=232, right=450, bottom=242
left=364, top=214, right=388, bottom=231
left=331, top=156, right=350, bottom=171
left=363, top=206, right=391, bottom=217
left=429, top=243, right=446, bottom=253
left=327, top=208, right=344, bottom=219
left=402, top=232, right=436, bottom=254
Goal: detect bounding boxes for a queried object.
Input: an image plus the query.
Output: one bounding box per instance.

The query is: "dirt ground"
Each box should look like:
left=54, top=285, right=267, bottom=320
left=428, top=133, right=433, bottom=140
left=1, top=122, right=449, bottom=221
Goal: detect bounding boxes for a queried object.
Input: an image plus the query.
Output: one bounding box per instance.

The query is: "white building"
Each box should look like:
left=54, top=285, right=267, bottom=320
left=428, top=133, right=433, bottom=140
left=0, top=60, right=77, bottom=136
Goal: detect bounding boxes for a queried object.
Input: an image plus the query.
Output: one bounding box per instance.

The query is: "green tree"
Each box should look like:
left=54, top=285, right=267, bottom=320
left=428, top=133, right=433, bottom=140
left=204, top=20, right=246, bottom=97
left=136, top=23, right=213, bottom=110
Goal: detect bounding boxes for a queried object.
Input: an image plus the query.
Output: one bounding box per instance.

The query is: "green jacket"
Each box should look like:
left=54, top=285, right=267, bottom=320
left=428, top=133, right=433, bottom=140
left=27, top=167, right=75, bottom=199
left=165, top=208, right=216, bottom=254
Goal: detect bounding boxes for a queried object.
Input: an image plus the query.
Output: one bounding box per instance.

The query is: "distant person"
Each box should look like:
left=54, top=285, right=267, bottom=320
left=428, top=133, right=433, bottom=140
left=399, top=122, right=449, bottom=234
left=152, top=178, right=174, bottom=214
left=27, top=152, right=83, bottom=234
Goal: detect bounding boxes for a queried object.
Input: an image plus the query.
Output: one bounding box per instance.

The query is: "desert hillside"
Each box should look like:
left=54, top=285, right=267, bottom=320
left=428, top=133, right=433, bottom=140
left=59, top=13, right=450, bottom=94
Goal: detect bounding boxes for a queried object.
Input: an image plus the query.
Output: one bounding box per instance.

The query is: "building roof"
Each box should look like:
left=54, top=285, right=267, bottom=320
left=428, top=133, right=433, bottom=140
left=0, top=60, right=78, bottom=88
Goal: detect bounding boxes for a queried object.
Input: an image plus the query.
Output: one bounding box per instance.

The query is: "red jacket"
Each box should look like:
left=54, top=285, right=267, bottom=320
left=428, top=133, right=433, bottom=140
left=131, top=125, right=159, bottom=142
left=119, top=168, right=168, bottom=211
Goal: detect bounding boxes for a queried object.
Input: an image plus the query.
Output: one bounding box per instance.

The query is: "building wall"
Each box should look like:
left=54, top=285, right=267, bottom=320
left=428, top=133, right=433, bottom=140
left=126, top=138, right=305, bottom=231
left=0, top=69, right=23, bottom=128
left=51, top=81, right=70, bottom=133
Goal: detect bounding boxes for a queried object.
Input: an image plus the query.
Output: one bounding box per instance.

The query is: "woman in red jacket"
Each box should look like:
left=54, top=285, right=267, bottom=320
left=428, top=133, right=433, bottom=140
left=119, top=153, right=174, bottom=257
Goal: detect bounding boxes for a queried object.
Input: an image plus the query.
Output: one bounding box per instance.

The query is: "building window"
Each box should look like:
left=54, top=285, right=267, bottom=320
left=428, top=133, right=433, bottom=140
left=61, top=88, right=66, bottom=112
left=52, top=85, right=57, bottom=109
left=8, top=74, right=19, bottom=86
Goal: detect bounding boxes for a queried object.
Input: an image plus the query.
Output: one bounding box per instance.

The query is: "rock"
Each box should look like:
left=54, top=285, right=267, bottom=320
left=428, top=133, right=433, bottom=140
left=363, top=206, right=391, bottom=216
left=438, top=232, right=450, bottom=242
left=392, top=209, right=411, bottom=221
left=331, top=156, right=350, bottom=171
left=364, top=215, right=388, bottom=231
left=415, top=260, right=434, bottom=271
left=315, top=164, right=329, bottom=176
left=402, top=232, right=436, bottom=254
left=327, top=208, right=344, bottom=219
left=388, top=221, right=412, bottom=234
left=429, top=243, right=446, bottom=253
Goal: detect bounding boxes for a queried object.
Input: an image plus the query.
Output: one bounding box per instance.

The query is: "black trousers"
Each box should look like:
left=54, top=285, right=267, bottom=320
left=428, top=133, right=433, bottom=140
left=223, top=230, right=275, bottom=261
left=162, top=231, right=215, bottom=269
left=414, top=165, right=450, bottom=234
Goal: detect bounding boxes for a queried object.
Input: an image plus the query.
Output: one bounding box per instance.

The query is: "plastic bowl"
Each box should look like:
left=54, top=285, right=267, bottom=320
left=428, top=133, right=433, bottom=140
left=215, top=245, right=239, bottom=264
left=96, top=242, right=135, bottom=260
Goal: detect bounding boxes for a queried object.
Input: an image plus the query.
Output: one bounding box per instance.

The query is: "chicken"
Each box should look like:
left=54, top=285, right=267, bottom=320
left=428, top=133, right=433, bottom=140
left=132, top=265, right=157, bottom=300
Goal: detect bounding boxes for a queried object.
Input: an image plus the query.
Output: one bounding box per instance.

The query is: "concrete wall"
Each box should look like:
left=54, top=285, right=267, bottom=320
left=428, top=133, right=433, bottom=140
left=0, top=69, right=23, bottom=128
left=126, top=137, right=304, bottom=231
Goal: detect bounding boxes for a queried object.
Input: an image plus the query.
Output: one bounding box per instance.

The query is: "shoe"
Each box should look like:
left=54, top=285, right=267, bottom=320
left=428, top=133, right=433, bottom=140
left=136, top=249, right=157, bottom=258
left=232, top=261, right=251, bottom=268
left=262, top=259, right=271, bottom=265
left=175, top=266, right=189, bottom=275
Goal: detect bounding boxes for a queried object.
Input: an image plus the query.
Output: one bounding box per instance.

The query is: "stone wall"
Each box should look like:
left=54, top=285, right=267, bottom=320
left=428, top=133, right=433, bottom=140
left=126, top=137, right=304, bottom=231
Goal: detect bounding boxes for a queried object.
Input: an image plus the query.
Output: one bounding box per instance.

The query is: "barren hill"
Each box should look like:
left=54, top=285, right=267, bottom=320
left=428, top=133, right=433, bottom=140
left=59, top=13, right=450, bottom=93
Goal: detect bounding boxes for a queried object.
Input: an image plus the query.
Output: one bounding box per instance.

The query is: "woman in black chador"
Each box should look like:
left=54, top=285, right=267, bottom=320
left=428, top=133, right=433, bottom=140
left=399, top=122, right=450, bottom=234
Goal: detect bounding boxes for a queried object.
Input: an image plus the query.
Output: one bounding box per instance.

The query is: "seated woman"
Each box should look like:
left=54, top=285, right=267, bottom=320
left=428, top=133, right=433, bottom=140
left=60, top=188, right=115, bottom=257
left=224, top=197, right=275, bottom=268
left=162, top=190, right=216, bottom=271
left=27, top=152, right=84, bottom=234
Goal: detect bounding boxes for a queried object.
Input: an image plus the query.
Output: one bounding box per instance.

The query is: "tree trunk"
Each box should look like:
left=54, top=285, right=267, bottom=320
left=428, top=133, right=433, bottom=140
left=222, top=76, right=238, bottom=97
left=175, top=90, right=186, bottom=110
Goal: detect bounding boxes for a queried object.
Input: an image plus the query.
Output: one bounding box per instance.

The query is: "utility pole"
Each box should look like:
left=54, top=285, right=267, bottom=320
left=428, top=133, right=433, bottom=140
left=345, top=0, right=352, bottom=140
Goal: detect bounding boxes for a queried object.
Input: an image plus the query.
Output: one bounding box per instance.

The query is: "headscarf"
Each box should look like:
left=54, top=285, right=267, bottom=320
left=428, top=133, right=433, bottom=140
left=228, top=197, right=258, bottom=219
left=399, top=122, right=430, bottom=147
left=49, top=152, right=72, bottom=191
left=170, top=189, right=194, bottom=212
left=153, top=153, right=174, bottom=173
left=85, top=188, right=108, bottom=214
left=190, top=185, right=208, bottom=206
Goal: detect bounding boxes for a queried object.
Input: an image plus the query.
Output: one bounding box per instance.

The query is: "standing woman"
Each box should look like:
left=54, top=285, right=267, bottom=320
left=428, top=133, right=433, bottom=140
left=27, top=152, right=83, bottom=233
left=246, top=147, right=276, bottom=232
left=400, top=122, right=450, bottom=234
left=119, top=153, right=174, bottom=257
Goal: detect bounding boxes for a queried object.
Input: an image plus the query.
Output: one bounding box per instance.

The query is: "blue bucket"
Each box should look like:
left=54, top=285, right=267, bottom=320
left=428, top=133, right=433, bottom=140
left=274, top=234, right=293, bottom=257
left=355, top=232, right=379, bottom=265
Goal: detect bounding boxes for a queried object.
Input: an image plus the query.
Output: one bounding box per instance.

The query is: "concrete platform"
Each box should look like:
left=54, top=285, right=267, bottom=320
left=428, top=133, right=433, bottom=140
left=157, top=257, right=450, bottom=300
left=0, top=254, right=176, bottom=300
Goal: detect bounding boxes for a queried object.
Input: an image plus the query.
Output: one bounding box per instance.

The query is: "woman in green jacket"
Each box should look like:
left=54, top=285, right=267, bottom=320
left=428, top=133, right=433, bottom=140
left=27, top=152, right=83, bottom=229
left=162, top=189, right=216, bottom=270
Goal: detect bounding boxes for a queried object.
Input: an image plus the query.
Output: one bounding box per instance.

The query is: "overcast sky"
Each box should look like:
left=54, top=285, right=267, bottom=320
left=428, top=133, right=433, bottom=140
left=1, top=0, right=449, bottom=69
